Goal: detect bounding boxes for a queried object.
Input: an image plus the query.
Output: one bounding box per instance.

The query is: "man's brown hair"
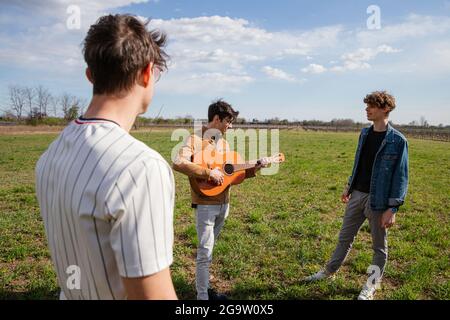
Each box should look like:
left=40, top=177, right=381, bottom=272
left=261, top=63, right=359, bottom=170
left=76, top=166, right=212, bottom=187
left=364, top=91, right=396, bottom=113
left=208, top=99, right=239, bottom=122
left=83, top=14, right=168, bottom=95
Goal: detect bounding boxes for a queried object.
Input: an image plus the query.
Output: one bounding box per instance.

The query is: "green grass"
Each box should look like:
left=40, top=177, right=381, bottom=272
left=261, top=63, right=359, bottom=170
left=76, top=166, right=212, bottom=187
left=0, top=130, right=448, bottom=300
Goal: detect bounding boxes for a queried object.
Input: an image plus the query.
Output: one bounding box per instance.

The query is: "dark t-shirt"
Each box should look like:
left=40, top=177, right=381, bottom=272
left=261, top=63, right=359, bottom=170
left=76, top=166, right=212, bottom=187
left=353, top=127, right=387, bottom=193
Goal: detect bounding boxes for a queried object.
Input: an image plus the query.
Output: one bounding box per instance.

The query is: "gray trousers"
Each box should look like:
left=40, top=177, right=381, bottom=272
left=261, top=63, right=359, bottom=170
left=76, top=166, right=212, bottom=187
left=325, top=190, right=388, bottom=280
left=195, top=203, right=229, bottom=300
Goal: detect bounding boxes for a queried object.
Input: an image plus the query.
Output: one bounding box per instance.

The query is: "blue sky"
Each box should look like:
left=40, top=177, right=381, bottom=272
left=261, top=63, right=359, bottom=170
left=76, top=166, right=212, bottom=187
left=1, top=0, right=450, bottom=125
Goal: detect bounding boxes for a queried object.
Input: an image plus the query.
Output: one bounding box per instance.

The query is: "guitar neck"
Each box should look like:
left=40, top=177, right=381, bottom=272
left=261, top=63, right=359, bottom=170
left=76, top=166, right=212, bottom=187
left=232, top=161, right=260, bottom=172
left=229, top=153, right=284, bottom=173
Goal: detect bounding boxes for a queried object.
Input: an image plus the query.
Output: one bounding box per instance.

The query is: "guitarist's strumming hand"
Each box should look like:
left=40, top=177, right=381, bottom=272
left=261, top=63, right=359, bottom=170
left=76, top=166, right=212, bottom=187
left=209, top=168, right=224, bottom=185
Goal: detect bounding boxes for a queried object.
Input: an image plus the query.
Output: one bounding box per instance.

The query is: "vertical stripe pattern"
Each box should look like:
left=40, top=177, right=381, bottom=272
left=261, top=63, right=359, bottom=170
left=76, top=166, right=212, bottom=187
left=35, top=119, right=174, bottom=300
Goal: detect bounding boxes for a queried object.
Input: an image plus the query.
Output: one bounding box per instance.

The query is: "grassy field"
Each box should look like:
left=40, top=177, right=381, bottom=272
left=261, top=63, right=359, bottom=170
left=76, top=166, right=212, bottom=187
left=0, top=129, right=448, bottom=300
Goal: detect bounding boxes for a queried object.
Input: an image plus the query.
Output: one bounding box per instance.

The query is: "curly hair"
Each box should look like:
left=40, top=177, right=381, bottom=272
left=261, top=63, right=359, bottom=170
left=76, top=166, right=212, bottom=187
left=363, top=91, right=396, bottom=113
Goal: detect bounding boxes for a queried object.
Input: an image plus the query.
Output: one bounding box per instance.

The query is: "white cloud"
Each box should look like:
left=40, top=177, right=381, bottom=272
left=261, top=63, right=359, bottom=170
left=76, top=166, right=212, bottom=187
left=330, top=45, right=401, bottom=72
left=342, top=45, right=401, bottom=62
left=301, top=63, right=327, bottom=74
left=2, top=1, right=154, bottom=30
left=150, top=16, right=274, bottom=45
left=157, top=72, right=254, bottom=94
left=357, top=14, right=450, bottom=47
left=148, top=16, right=341, bottom=90
left=262, top=66, right=296, bottom=82
left=150, top=17, right=343, bottom=62
left=0, top=0, right=158, bottom=72
left=170, top=48, right=264, bottom=72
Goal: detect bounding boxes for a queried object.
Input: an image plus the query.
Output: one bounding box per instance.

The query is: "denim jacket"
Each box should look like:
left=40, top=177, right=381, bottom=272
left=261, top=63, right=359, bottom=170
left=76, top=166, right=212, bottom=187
left=348, top=123, right=409, bottom=212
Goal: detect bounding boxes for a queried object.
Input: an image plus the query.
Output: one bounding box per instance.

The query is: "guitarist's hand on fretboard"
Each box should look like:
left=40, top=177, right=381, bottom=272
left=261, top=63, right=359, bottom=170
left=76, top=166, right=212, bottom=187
left=255, top=157, right=271, bottom=169
left=260, top=157, right=271, bottom=168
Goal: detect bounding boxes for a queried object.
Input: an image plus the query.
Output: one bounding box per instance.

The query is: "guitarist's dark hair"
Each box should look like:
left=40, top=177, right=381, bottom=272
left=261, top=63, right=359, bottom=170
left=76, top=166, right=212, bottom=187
left=208, top=99, right=239, bottom=122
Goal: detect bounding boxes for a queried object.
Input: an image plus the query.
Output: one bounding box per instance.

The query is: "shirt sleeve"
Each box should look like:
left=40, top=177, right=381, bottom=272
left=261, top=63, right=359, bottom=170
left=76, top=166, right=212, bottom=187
left=348, top=130, right=364, bottom=186
left=105, top=158, right=175, bottom=278
left=172, top=134, right=211, bottom=178
left=388, top=139, right=409, bottom=208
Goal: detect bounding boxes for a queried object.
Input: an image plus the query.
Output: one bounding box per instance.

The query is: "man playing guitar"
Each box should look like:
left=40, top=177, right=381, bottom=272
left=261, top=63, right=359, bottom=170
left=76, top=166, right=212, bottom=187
left=172, top=99, right=269, bottom=300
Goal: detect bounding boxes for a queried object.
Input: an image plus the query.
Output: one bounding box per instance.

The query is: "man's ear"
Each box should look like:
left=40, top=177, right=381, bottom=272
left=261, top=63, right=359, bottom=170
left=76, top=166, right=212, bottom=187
left=142, top=63, right=152, bottom=87
left=85, top=68, right=93, bottom=84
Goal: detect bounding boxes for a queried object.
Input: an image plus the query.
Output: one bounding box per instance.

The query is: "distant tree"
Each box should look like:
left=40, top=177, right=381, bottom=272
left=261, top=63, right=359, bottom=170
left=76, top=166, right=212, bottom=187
left=177, top=114, right=193, bottom=124
left=8, top=85, right=26, bottom=120
left=23, top=86, right=35, bottom=117
left=419, top=116, right=429, bottom=127
left=60, top=93, right=73, bottom=119
left=78, top=98, right=87, bottom=116
left=61, top=93, right=84, bottom=120
left=1, top=110, right=17, bottom=120
left=35, top=85, right=51, bottom=117
left=30, top=107, right=47, bottom=119
left=65, top=105, right=79, bottom=121
left=50, top=95, right=60, bottom=117
left=331, top=118, right=355, bottom=127
left=267, top=117, right=280, bottom=124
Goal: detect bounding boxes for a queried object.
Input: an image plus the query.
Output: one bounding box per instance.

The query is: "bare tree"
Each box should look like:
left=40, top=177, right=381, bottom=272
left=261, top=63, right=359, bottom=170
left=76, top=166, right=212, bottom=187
left=35, top=85, right=52, bottom=117
left=50, top=95, right=60, bottom=117
left=419, top=116, right=429, bottom=128
left=23, top=86, right=35, bottom=117
left=8, top=85, right=26, bottom=120
left=60, top=93, right=73, bottom=119
left=60, top=93, right=86, bottom=120
left=77, top=97, right=87, bottom=116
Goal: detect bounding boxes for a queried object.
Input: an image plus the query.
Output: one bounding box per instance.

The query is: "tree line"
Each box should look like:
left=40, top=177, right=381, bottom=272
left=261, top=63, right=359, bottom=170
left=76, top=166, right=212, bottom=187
left=3, top=85, right=86, bottom=124
left=1, top=85, right=448, bottom=129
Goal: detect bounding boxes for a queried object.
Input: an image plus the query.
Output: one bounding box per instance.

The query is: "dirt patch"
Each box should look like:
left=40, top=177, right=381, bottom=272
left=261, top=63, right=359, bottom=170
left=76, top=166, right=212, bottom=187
left=0, top=125, right=177, bottom=135
left=0, top=125, right=64, bottom=135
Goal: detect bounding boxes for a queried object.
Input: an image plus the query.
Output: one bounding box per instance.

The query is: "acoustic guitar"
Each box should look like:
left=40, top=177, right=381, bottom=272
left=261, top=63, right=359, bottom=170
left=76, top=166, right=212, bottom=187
left=189, top=150, right=285, bottom=197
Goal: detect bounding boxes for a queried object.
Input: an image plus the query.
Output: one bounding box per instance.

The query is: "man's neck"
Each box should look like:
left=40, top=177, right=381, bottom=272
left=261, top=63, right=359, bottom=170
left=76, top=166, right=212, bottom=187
left=204, top=123, right=224, bottom=140
left=206, top=123, right=224, bottom=134
left=373, top=118, right=389, bottom=132
left=83, top=93, right=142, bottom=132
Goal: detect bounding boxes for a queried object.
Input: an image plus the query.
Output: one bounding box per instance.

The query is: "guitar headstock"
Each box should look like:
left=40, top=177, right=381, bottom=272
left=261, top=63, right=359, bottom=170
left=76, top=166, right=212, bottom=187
left=268, top=153, right=285, bottom=164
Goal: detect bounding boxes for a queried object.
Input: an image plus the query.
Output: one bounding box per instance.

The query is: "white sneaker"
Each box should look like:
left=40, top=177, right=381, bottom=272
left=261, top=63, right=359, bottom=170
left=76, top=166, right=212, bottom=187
left=357, top=284, right=376, bottom=300
left=303, top=270, right=335, bottom=282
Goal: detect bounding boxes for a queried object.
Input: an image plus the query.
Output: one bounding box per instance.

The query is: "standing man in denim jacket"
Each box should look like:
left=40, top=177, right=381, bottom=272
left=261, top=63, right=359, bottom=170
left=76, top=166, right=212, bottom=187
left=305, top=91, right=409, bottom=300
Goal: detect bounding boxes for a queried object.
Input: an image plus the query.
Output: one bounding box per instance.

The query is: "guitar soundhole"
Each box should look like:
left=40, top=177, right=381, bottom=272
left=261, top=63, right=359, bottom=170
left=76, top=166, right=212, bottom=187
left=223, top=164, right=234, bottom=175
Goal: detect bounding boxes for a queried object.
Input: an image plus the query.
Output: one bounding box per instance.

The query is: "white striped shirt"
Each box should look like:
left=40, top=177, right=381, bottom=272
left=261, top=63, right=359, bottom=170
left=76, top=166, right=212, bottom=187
left=35, top=117, right=175, bottom=300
